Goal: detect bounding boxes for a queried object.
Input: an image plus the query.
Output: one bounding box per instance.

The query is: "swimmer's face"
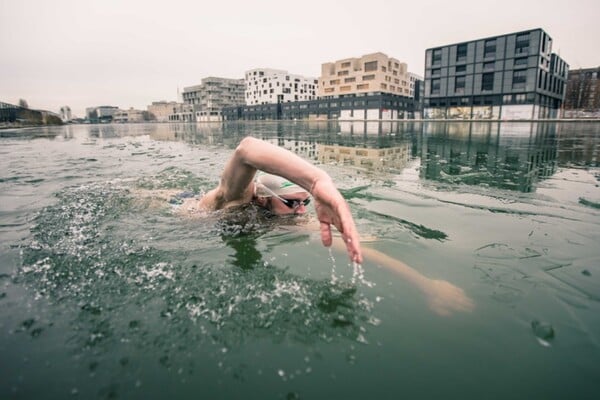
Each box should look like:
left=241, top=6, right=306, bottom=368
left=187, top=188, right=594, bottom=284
left=267, top=192, right=311, bottom=215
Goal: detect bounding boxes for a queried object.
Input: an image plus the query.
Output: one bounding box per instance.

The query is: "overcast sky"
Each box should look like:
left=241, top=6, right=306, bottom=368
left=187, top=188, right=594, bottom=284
left=1, top=0, right=598, bottom=117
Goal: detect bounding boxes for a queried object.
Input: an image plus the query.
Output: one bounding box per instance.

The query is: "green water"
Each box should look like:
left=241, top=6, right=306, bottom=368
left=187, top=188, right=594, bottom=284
left=0, top=121, right=599, bottom=399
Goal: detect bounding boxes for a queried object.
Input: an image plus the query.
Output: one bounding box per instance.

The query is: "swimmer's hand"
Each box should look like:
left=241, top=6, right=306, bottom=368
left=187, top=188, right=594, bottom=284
left=311, top=178, right=363, bottom=264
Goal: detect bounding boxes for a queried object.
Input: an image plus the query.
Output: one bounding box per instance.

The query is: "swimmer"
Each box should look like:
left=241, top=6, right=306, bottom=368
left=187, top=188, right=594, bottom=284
left=198, top=136, right=363, bottom=263
left=190, top=136, right=474, bottom=316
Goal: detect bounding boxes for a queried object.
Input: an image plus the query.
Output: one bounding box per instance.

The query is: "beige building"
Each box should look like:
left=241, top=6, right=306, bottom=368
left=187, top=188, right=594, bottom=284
left=147, top=101, right=180, bottom=122
left=319, top=52, right=410, bottom=98
left=113, top=108, right=144, bottom=123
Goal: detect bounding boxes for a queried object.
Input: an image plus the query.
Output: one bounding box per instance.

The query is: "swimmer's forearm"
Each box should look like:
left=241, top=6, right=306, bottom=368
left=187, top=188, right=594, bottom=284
left=233, top=136, right=331, bottom=192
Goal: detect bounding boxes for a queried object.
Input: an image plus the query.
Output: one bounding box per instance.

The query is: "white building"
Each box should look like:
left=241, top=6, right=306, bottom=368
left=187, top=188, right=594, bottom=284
left=245, top=68, right=318, bottom=105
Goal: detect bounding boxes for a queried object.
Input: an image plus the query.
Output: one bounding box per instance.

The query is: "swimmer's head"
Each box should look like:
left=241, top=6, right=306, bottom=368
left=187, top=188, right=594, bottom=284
left=254, top=173, right=311, bottom=215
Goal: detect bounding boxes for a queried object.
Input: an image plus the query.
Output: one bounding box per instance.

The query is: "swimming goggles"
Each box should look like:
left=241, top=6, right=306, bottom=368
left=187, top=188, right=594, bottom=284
left=258, top=184, right=311, bottom=209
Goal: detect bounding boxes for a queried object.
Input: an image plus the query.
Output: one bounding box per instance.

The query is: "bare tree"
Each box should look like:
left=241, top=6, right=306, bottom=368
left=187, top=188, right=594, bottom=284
left=18, top=99, right=29, bottom=109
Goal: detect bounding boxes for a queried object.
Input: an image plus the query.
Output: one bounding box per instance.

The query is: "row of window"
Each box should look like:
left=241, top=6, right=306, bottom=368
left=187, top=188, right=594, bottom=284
left=430, top=71, right=529, bottom=94
left=432, top=33, right=532, bottom=65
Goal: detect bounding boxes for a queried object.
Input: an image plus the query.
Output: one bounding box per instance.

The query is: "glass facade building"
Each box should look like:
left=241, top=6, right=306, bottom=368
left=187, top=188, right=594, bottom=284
left=424, top=28, right=568, bottom=120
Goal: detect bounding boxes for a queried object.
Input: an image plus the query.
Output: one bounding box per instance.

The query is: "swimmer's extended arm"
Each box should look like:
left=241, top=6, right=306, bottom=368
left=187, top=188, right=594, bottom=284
left=330, top=237, right=475, bottom=316
left=200, top=136, right=363, bottom=263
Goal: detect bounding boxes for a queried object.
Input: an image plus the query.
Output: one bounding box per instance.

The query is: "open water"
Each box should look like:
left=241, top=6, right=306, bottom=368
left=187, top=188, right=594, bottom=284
left=0, top=121, right=599, bottom=399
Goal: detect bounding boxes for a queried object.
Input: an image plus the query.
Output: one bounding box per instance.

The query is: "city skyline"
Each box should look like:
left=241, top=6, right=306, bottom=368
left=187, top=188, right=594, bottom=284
left=1, top=0, right=598, bottom=117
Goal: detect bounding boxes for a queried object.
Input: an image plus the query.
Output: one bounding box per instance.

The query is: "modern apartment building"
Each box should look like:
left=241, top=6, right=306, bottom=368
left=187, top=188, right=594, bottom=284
left=245, top=68, right=318, bottom=105
left=182, top=77, right=245, bottom=121
left=563, top=67, right=600, bottom=117
left=423, top=28, right=569, bottom=120
left=319, top=52, right=411, bottom=98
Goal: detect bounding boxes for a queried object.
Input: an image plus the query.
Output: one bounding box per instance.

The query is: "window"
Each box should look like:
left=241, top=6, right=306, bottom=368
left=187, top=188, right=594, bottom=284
left=512, top=70, right=527, bottom=89
left=483, top=62, right=495, bottom=71
left=340, top=85, right=351, bottom=92
left=357, top=83, right=369, bottom=90
left=381, top=83, right=387, bottom=90
left=364, top=61, right=378, bottom=72
left=456, top=65, right=466, bottom=73
left=432, top=49, right=442, bottom=65
left=455, top=76, right=466, bottom=94
left=431, top=79, right=441, bottom=95
left=516, top=34, right=529, bottom=54
left=341, top=61, right=351, bottom=68
left=329, top=79, right=340, bottom=85
left=484, top=39, right=496, bottom=58
left=481, top=73, right=494, bottom=91
left=381, top=66, right=387, bottom=72
left=363, top=74, right=375, bottom=81
left=514, top=57, right=528, bottom=67
left=344, top=77, right=356, bottom=83
left=432, top=68, right=441, bottom=76
left=337, top=70, right=349, bottom=76
left=457, top=44, right=468, bottom=62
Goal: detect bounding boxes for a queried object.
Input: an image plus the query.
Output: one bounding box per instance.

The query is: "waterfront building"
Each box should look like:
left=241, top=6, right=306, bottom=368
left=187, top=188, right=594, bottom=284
left=317, top=52, right=420, bottom=121
left=319, top=52, right=411, bottom=98
left=245, top=68, right=318, bottom=105
left=59, top=106, right=72, bottom=122
left=423, top=28, right=568, bottom=120
left=113, top=108, right=144, bottom=123
left=167, top=103, right=194, bottom=122
left=85, top=106, right=119, bottom=123
left=224, top=55, right=420, bottom=121
left=563, top=67, right=600, bottom=118
left=222, top=93, right=418, bottom=121
left=147, top=101, right=180, bottom=122
left=182, top=77, right=245, bottom=122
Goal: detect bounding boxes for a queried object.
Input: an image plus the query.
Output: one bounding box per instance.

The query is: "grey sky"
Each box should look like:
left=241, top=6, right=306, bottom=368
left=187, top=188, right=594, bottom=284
left=1, top=0, right=598, bottom=117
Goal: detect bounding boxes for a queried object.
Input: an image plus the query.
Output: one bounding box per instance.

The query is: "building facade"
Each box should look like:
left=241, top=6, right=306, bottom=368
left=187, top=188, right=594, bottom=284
left=563, top=67, right=600, bottom=117
left=319, top=53, right=411, bottom=98
left=245, top=68, right=318, bottom=105
left=113, top=108, right=145, bottom=123
left=423, top=28, right=568, bottom=120
left=85, top=106, right=119, bottom=123
left=222, top=92, right=419, bottom=121
left=182, top=77, right=245, bottom=122
left=147, top=101, right=180, bottom=122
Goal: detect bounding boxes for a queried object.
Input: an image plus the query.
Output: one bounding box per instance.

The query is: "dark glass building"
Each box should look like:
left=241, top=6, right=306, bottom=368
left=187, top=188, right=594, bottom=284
left=563, top=67, right=600, bottom=117
left=424, top=28, right=568, bottom=120
left=222, top=93, right=419, bottom=121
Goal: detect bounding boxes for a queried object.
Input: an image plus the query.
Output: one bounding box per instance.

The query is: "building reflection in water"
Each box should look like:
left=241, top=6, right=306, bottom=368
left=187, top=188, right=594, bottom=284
left=420, top=122, right=558, bottom=192
left=83, top=120, right=597, bottom=195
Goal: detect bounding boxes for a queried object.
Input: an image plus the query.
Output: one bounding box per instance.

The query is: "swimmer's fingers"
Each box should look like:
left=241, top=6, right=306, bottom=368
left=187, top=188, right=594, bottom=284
left=340, top=220, right=363, bottom=264
left=320, top=221, right=333, bottom=247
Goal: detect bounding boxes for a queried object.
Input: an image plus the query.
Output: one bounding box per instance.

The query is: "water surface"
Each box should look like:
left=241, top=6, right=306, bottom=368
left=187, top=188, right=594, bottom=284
left=0, top=121, right=599, bottom=399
